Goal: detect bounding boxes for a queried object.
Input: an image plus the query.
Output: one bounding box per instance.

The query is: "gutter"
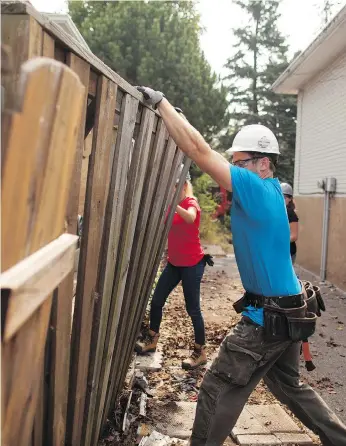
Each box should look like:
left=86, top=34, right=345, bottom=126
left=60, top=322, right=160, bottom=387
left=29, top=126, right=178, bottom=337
left=272, top=4, right=346, bottom=93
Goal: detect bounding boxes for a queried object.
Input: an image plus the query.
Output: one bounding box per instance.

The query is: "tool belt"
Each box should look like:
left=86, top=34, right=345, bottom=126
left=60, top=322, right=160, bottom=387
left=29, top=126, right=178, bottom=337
left=233, top=281, right=326, bottom=342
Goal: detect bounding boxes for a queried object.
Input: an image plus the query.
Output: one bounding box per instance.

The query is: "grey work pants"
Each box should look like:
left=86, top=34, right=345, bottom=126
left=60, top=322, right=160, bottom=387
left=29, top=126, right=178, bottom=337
left=190, top=318, right=346, bottom=446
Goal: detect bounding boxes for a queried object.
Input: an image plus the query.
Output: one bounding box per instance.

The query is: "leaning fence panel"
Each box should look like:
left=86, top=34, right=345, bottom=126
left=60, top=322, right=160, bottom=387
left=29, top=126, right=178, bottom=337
left=1, top=3, right=191, bottom=445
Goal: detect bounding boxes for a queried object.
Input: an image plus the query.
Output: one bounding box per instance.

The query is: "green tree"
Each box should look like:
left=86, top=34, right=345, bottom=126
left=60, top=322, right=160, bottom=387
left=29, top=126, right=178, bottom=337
left=318, top=0, right=342, bottom=25
left=68, top=0, right=228, bottom=142
left=222, top=0, right=297, bottom=182
left=194, top=173, right=217, bottom=213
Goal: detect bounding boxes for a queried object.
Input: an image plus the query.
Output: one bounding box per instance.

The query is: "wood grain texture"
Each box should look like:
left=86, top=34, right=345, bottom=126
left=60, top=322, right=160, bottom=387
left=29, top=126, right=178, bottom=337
left=1, top=58, right=85, bottom=446
left=46, top=53, right=90, bottom=446
left=100, top=120, right=168, bottom=425
left=83, top=93, right=140, bottom=446
left=111, top=155, right=190, bottom=410
left=67, top=75, right=117, bottom=446
left=1, top=234, right=78, bottom=341
left=89, top=107, right=155, bottom=445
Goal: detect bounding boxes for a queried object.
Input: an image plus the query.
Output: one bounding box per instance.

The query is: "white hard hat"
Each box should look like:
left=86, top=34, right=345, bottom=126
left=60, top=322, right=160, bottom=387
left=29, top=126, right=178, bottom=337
left=226, top=124, right=280, bottom=155
left=280, top=183, right=293, bottom=196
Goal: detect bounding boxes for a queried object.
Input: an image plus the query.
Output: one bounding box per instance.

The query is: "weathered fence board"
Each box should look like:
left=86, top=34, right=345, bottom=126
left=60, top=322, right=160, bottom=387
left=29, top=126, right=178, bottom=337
left=110, top=155, right=189, bottom=411
left=99, top=119, right=169, bottom=427
left=42, top=31, right=54, bottom=57
left=83, top=92, right=140, bottom=444
left=67, top=75, right=117, bottom=446
left=84, top=104, right=153, bottom=446
left=109, top=139, right=181, bottom=403
left=47, top=53, right=90, bottom=446
left=1, top=57, right=84, bottom=446
left=2, top=235, right=77, bottom=342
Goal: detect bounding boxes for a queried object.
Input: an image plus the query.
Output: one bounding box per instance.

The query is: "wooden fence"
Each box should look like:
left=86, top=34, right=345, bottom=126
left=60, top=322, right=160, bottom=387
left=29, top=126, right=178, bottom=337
left=1, top=2, right=191, bottom=446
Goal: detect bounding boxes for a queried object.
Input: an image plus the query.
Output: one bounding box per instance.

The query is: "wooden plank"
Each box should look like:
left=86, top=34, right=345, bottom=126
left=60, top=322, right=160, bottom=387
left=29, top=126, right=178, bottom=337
left=28, top=15, right=43, bottom=58
left=1, top=14, right=30, bottom=91
left=1, top=234, right=78, bottom=341
left=110, top=150, right=185, bottom=410
left=1, top=44, right=15, bottom=171
left=112, top=155, right=189, bottom=410
left=5, top=57, right=84, bottom=446
left=32, top=359, right=45, bottom=446
left=26, top=62, right=85, bottom=254
left=31, top=29, right=54, bottom=446
left=83, top=92, right=140, bottom=445
left=141, top=156, right=190, bottom=307
left=46, top=52, right=90, bottom=446
left=65, top=54, right=90, bottom=237
left=54, top=44, right=65, bottom=63
left=139, top=147, right=185, bottom=306
left=88, top=108, right=154, bottom=446
left=1, top=57, right=85, bottom=446
left=1, top=58, right=83, bottom=270
left=67, top=75, right=117, bottom=446
left=2, top=298, right=53, bottom=446
left=99, top=120, right=168, bottom=428
left=42, top=31, right=54, bottom=57
left=110, top=138, right=179, bottom=390
left=0, top=15, right=42, bottom=111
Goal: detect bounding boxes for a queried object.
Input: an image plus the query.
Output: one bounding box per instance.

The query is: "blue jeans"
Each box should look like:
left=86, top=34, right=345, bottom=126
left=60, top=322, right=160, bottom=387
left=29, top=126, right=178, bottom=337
left=150, top=260, right=206, bottom=345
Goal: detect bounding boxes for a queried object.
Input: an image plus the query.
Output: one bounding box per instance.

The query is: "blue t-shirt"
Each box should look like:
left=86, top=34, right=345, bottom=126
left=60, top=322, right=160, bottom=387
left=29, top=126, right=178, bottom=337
left=230, top=165, right=300, bottom=326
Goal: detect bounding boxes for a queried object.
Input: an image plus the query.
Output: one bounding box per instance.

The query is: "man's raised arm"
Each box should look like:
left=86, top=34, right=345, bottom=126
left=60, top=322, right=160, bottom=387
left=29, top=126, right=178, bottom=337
left=137, top=87, right=232, bottom=192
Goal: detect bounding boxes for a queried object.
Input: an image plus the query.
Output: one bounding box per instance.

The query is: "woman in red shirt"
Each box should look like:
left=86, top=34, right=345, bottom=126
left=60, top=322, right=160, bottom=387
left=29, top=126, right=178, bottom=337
left=135, top=171, right=207, bottom=370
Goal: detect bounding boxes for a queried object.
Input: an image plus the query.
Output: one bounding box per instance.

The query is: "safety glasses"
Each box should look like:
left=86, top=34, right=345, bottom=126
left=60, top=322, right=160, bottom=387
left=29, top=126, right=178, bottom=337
left=231, top=157, right=262, bottom=168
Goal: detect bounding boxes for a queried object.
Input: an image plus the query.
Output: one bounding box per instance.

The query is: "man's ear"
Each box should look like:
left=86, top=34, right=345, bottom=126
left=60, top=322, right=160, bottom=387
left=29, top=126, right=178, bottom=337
left=262, top=157, right=270, bottom=170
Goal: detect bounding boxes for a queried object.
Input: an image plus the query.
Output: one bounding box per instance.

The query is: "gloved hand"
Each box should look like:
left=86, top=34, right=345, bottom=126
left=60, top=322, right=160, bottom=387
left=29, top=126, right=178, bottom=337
left=204, top=254, right=214, bottom=267
left=136, top=86, right=165, bottom=108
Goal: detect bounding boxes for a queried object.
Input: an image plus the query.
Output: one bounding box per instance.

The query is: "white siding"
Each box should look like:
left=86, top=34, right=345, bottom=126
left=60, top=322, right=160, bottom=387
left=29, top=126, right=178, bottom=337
left=294, top=51, right=346, bottom=196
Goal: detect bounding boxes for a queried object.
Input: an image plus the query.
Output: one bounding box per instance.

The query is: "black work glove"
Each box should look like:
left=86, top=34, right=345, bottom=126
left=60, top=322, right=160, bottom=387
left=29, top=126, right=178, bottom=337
left=204, top=254, right=214, bottom=267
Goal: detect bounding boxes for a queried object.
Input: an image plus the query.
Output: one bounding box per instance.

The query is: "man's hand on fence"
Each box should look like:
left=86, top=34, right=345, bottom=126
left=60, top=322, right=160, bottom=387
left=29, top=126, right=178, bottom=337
left=136, top=86, right=164, bottom=108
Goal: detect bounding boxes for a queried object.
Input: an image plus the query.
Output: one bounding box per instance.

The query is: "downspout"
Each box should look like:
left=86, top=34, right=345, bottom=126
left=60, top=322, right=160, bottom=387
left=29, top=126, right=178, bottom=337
left=318, top=177, right=336, bottom=282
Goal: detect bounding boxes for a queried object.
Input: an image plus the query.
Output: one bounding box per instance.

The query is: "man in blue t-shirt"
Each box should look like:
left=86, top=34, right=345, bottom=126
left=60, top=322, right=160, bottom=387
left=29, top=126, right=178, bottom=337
left=138, top=87, right=346, bottom=446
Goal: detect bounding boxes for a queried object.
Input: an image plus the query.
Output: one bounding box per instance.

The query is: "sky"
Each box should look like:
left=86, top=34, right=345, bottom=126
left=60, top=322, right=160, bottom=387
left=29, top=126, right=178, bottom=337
left=30, top=0, right=345, bottom=76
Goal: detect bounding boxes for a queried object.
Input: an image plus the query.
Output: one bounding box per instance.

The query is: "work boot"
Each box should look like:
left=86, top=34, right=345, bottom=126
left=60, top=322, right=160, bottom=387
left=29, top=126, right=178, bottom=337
left=182, top=344, right=207, bottom=370
left=135, top=330, right=159, bottom=354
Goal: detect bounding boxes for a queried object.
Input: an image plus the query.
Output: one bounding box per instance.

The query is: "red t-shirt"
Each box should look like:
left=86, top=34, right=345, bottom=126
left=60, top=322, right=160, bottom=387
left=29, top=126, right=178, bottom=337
left=168, top=197, right=204, bottom=267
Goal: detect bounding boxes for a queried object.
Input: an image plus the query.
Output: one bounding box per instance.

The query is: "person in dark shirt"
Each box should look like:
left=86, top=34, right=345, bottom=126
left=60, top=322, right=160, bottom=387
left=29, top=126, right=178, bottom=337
left=281, top=183, right=299, bottom=264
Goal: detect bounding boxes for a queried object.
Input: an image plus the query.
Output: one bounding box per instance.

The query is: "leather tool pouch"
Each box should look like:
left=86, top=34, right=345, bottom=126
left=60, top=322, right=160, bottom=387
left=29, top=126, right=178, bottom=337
left=264, top=302, right=307, bottom=340
left=263, top=307, right=288, bottom=338
left=233, top=295, right=247, bottom=314
left=302, top=281, right=326, bottom=314
left=306, top=288, right=319, bottom=316
left=287, top=311, right=317, bottom=342
left=313, top=285, right=326, bottom=313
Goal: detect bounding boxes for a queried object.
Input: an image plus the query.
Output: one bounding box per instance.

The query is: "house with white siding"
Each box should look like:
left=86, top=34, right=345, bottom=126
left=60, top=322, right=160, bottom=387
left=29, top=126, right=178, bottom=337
left=272, top=5, right=346, bottom=290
